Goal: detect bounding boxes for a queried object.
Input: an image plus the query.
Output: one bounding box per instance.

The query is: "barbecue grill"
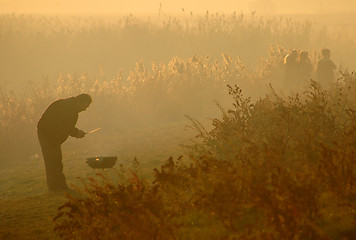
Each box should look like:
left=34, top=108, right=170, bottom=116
left=86, top=156, right=117, bottom=169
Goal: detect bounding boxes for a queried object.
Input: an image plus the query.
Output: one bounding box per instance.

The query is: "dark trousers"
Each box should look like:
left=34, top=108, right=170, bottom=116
left=37, top=129, right=68, bottom=191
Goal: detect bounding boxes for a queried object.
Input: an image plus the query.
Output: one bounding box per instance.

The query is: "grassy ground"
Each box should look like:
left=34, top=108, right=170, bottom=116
left=0, top=120, right=197, bottom=239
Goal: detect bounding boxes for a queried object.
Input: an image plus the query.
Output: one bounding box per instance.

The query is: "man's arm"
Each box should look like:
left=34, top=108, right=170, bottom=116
left=69, top=128, right=85, bottom=138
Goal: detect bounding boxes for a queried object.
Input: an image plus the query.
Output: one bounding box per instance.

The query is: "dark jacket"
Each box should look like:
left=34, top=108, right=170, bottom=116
left=37, top=97, right=80, bottom=144
left=317, top=58, right=337, bottom=83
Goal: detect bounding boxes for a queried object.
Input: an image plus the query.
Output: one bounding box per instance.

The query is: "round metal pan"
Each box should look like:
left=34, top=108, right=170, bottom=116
left=86, top=156, right=117, bottom=169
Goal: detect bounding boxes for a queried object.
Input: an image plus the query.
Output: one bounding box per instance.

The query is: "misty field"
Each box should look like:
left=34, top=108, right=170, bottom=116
left=1, top=12, right=356, bottom=239
left=2, top=12, right=356, bottom=89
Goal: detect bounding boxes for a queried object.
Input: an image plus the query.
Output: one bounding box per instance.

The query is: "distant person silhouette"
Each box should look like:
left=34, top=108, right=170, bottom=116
left=37, top=94, right=92, bottom=192
left=316, top=48, right=337, bottom=85
left=283, top=49, right=299, bottom=89
left=298, top=50, right=313, bottom=83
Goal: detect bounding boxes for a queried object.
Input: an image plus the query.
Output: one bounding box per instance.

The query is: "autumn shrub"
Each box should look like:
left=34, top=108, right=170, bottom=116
left=181, top=76, right=356, bottom=239
left=53, top=160, right=185, bottom=240
left=53, top=72, right=356, bottom=239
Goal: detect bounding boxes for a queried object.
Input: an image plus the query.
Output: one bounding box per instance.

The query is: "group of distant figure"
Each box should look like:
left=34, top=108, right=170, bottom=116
left=283, top=48, right=337, bottom=90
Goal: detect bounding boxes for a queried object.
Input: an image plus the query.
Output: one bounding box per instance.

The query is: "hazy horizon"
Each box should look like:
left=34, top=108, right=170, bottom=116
left=1, top=0, right=356, bottom=15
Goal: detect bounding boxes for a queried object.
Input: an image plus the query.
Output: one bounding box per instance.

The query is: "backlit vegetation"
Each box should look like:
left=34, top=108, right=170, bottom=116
left=1, top=12, right=356, bottom=87
left=53, top=73, right=356, bottom=239
left=1, top=12, right=356, bottom=239
left=0, top=45, right=287, bottom=165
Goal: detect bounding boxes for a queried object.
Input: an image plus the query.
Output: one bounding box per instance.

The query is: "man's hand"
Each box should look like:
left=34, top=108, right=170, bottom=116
left=75, top=130, right=86, bottom=138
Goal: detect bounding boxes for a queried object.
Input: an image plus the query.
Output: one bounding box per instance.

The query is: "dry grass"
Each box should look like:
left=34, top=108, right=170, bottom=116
left=1, top=12, right=356, bottom=88
left=1, top=12, right=356, bottom=239
left=0, top=49, right=270, bottom=166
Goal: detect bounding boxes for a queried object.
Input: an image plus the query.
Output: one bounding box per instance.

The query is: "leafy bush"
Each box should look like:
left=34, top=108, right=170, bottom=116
left=54, top=73, right=356, bottom=239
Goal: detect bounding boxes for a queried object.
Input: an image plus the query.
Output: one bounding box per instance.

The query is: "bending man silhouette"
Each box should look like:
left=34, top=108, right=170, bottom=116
left=37, top=94, right=92, bottom=191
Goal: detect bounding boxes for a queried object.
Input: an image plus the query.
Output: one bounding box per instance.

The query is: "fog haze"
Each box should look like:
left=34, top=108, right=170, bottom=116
left=1, top=0, right=356, bottom=238
left=1, top=0, right=356, bottom=14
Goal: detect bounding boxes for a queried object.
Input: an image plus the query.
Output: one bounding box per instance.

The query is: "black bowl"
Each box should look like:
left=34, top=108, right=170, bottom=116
left=86, top=156, right=117, bottom=169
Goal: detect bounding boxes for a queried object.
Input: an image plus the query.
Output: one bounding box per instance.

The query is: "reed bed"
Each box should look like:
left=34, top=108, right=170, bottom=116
left=1, top=12, right=356, bottom=88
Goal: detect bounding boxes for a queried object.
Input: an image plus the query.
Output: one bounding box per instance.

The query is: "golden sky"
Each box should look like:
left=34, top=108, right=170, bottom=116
left=0, top=0, right=355, bottom=14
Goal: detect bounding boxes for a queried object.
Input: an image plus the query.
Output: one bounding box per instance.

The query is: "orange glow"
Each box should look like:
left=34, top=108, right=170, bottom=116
left=0, top=0, right=356, bottom=14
